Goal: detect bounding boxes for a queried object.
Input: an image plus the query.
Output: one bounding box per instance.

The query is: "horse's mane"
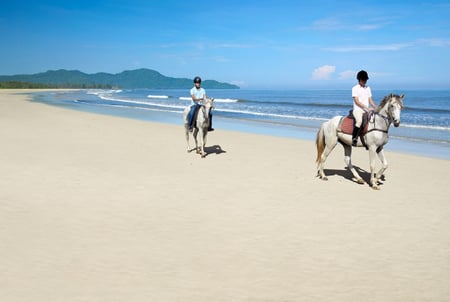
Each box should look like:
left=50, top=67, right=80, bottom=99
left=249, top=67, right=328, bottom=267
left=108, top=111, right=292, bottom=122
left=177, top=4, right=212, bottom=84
left=376, top=94, right=403, bottom=112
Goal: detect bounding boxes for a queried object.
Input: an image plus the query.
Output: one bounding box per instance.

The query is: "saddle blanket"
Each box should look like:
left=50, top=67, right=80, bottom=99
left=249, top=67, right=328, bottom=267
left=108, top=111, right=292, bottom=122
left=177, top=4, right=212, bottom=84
left=338, top=114, right=369, bottom=135
left=339, top=116, right=354, bottom=135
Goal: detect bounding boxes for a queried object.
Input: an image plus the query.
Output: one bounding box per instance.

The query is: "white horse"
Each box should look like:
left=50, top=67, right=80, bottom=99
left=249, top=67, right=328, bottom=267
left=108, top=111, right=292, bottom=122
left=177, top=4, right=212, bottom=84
left=183, top=97, right=214, bottom=158
left=316, top=93, right=404, bottom=189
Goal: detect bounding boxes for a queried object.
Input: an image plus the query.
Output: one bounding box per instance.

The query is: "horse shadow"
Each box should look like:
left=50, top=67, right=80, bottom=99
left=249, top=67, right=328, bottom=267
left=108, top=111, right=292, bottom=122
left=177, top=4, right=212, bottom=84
left=324, top=166, right=384, bottom=187
left=204, top=145, right=227, bottom=156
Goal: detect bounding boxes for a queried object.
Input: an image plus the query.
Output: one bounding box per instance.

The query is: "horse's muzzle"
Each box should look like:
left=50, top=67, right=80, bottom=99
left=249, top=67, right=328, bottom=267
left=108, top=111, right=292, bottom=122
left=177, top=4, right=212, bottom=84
left=394, top=121, right=400, bottom=127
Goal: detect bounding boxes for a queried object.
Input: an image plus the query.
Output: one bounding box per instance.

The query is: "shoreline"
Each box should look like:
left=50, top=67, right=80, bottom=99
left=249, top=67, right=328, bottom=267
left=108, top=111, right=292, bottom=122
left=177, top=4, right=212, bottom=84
left=1, top=89, right=449, bottom=301
left=30, top=89, right=450, bottom=161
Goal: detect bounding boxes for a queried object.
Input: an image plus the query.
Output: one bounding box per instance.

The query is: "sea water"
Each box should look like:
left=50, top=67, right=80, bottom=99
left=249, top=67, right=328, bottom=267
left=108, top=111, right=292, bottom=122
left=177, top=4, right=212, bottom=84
left=32, top=89, right=450, bottom=160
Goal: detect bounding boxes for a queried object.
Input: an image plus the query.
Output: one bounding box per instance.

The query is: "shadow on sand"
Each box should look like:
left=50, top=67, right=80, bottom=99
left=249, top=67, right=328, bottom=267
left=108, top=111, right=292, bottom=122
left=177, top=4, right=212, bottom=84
left=187, top=145, right=227, bottom=157
left=204, top=145, right=226, bottom=156
left=323, top=166, right=384, bottom=187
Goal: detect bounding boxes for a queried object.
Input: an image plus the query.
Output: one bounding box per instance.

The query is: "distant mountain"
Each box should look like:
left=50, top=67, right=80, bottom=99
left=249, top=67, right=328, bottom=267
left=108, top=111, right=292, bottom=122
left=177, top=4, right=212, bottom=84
left=0, top=69, right=240, bottom=89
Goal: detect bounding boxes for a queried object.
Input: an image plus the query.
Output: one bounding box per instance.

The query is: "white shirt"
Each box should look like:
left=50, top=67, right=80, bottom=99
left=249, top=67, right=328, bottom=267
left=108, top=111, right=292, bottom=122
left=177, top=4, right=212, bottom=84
left=352, top=84, right=372, bottom=112
left=190, top=86, right=206, bottom=105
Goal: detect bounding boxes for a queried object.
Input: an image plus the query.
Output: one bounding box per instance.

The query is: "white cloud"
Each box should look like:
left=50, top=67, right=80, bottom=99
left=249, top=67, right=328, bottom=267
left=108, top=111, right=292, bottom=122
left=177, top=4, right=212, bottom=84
left=297, top=17, right=390, bottom=32
left=418, top=38, right=450, bottom=47
left=339, top=70, right=355, bottom=80
left=323, top=38, right=450, bottom=53
left=323, top=43, right=413, bottom=52
left=311, top=18, right=342, bottom=30
left=211, top=43, right=254, bottom=49
left=312, top=65, right=336, bottom=80
left=231, top=80, right=248, bottom=87
left=212, top=56, right=230, bottom=63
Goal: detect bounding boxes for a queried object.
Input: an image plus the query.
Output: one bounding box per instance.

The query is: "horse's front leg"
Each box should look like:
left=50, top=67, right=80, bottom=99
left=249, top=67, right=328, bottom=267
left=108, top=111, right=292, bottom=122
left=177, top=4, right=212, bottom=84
left=368, top=146, right=381, bottom=189
left=344, top=145, right=364, bottom=184
left=184, top=124, right=191, bottom=152
left=375, top=148, right=388, bottom=183
left=193, top=129, right=200, bottom=154
left=198, top=129, right=206, bottom=157
left=201, top=130, right=208, bottom=158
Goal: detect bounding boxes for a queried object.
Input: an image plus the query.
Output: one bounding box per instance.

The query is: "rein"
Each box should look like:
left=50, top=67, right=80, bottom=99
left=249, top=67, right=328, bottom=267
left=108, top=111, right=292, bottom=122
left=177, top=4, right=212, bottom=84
left=200, top=102, right=212, bottom=123
left=201, top=105, right=209, bottom=121
left=367, top=105, right=393, bottom=134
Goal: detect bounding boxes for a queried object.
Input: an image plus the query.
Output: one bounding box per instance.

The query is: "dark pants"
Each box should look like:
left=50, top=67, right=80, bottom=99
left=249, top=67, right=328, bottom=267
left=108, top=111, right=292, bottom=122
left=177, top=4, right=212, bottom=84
left=187, top=104, right=200, bottom=128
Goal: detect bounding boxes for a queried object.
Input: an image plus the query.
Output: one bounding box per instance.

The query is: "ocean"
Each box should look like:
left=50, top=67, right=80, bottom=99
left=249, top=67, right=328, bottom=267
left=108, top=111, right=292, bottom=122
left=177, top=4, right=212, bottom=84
left=32, top=89, right=450, bottom=160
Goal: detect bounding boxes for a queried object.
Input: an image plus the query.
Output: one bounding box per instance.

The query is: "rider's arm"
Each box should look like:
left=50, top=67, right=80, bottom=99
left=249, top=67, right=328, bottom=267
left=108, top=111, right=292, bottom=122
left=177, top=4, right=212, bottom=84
left=369, top=96, right=377, bottom=109
left=353, top=97, right=371, bottom=112
left=191, top=94, right=202, bottom=103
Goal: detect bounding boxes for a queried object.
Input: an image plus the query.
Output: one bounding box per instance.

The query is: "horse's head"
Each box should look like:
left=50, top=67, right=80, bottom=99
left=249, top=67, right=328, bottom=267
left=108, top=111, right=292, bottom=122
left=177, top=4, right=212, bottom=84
left=378, top=93, right=404, bottom=127
left=390, top=94, right=404, bottom=127
left=203, top=97, right=215, bottom=109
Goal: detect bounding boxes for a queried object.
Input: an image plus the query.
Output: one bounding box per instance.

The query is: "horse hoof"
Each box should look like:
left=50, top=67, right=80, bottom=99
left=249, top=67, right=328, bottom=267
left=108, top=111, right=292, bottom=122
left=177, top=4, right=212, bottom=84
left=372, top=185, right=380, bottom=190
left=316, top=171, right=328, bottom=181
left=354, top=178, right=365, bottom=184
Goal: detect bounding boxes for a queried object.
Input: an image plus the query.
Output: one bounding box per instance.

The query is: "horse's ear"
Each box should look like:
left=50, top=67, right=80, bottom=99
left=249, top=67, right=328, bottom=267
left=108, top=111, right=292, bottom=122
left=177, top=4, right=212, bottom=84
left=400, top=94, right=404, bottom=99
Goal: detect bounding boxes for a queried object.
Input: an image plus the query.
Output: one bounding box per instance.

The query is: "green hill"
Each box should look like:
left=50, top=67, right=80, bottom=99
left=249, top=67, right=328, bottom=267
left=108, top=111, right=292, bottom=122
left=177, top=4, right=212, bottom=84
left=0, top=69, right=240, bottom=89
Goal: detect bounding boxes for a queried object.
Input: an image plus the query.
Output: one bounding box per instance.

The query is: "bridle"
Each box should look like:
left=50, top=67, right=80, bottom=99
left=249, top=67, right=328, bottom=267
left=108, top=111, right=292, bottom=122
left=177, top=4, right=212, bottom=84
left=367, top=97, right=401, bottom=134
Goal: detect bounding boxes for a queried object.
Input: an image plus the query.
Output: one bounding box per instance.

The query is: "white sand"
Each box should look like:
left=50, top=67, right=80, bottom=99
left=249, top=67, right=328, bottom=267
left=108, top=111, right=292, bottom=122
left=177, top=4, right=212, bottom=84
left=1, top=90, right=449, bottom=301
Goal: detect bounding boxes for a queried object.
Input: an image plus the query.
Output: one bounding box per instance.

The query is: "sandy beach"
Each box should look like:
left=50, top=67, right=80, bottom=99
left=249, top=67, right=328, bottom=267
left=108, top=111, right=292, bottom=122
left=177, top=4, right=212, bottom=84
left=1, top=89, right=449, bottom=301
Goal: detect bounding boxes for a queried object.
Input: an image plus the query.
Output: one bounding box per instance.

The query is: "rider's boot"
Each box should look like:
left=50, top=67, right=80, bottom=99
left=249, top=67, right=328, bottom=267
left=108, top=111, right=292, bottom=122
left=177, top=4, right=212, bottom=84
left=352, top=126, right=360, bottom=146
left=208, top=112, right=214, bottom=131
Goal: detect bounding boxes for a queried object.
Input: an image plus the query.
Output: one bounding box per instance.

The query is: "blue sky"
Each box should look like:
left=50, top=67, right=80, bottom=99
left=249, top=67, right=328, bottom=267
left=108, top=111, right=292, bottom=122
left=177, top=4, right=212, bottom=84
left=1, top=0, right=449, bottom=89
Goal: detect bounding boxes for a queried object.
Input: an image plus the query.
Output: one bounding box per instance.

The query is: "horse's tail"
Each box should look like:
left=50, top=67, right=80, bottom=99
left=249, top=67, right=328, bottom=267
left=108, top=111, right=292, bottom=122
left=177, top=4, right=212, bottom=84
left=315, top=124, right=326, bottom=164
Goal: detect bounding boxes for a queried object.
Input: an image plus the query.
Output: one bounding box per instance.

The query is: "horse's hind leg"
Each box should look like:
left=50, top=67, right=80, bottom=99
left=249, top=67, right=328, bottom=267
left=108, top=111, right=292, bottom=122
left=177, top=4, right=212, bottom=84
left=185, top=124, right=191, bottom=152
left=343, top=145, right=364, bottom=184
left=317, top=138, right=338, bottom=180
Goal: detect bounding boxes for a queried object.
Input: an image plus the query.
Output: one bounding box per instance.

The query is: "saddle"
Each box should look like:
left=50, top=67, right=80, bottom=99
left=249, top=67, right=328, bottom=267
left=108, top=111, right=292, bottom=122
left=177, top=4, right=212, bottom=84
left=339, top=110, right=370, bottom=134
left=338, top=110, right=371, bottom=148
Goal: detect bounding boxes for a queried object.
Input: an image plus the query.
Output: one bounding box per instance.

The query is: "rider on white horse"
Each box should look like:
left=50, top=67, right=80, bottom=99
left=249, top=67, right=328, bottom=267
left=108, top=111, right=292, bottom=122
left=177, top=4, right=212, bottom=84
left=351, top=70, right=377, bottom=146
left=316, top=92, right=404, bottom=189
left=188, top=76, right=214, bottom=132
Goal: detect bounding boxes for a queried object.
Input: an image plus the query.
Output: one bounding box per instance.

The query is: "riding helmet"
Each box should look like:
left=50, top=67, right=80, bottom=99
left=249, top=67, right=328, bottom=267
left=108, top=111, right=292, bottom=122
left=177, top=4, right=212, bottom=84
left=193, top=76, right=202, bottom=83
left=357, top=70, right=369, bottom=81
